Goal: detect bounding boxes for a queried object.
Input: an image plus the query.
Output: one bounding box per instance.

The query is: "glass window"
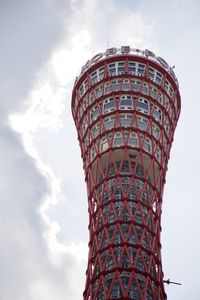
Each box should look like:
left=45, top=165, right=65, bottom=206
left=120, top=114, right=132, bottom=127
left=138, top=100, right=149, bottom=112
left=152, top=123, right=160, bottom=139
left=95, top=85, right=103, bottom=98
left=106, top=257, right=113, bottom=270
left=112, top=283, right=121, bottom=298
left=165, top=81, right=169, bottom=93
left=83, top=97, right=88, bottom=110
left=150, top=86, right=158, bottom=99
left=142, top=83, right=148, bottom=94
left=114, top=132, right=123, bottom=146
left=156, top=147, right=161, bottom=163
left=101, top=138, right=108, bottom=152
left=169, top=85, right=174, bottom=97
left=98, top=67, right=105, bottom=81
left=135, top=211, right=142, bottom=223
left=90, top=91, right=94, bottom=103
left=149, top=67, right=155, bottom=80
left=79, top=84, right=84, bottom=96
left=158, top=92, right=163, bottom=104
left=120, top=99, right=132, bottom=107
left=120, top=95, right=132, bottom=109
left=156, top=71, right=162, bottom=84
left=91, top=147, right=96, bottom=160
left=104, top=102, right=115, bottom=111
left=129, top=133, right=138, bottom=146
left=144, top=138, right=152, bottom=153
left=132, top=80, right=140, bottom=91
left=128, top=232, right=136, bottom=244
left=137, top=117, right=148, bottom=130
left=123, top=80, right=130, bottom=90
left=104, top=116, right=115, bottom=130
left=90, top=106, right=99, bottom=121
left=84, top=78, right=88, bottom=90
left=108, top=212, right=115, bottom=223
left=82, top=120, right=86, bottom=135
left=137, top=63, right=145, bottom=75
left=105, top=83, right=111, bottom=94
left=112, top=80, right=121, bottom=91
left=138, top=63, right=145, bottom=68
left=164, top=98, right=169, bottom=111
left=108, top=63, right=116, bottom=75
left=91, top=71, right=98, bottom=84
left=117, top=62, right=125, bottom=73
left=104, top=98, right=116, bottom=113
left=128, top=62, right=136, bottom=73
left=136, top=259, right=144, bottom=271
left=153, top=106, right=162, bottom=122
left=102, top=235, right=108, bottom=247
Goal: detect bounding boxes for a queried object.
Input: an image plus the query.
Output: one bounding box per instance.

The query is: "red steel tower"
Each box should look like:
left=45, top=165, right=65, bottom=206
left=71, top=46, right=181, bottom=300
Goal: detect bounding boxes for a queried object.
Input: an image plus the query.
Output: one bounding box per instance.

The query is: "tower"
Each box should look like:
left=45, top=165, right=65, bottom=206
left=71, top=46, right=181, bottom=300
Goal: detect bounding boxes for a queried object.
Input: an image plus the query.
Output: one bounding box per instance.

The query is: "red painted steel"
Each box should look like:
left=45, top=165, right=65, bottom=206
left=71, top=51, right=181, bottom=300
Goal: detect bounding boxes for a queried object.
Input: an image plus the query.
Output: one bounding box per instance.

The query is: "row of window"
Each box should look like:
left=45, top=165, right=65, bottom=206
left=106, top=161, right=144, bottom=177
left=77, top=61, right=174, bottom=98
left=94, top=183, right=156, bottom=220
left=92, top=247, right=157, bottom=273
left=86, top=79, right=164, bottom=104
left=100, top=132, right=151, bottom=151
left=81, top=106, right=170, bottom=154
left=92, top=256, right=159, bottom=299
left=94, top=256, right=153, bottom=276
left=96, top=226, right=154, bottom=250
left=99, top=204, right=149, bottom=226
left=79, top=98, right=174, bottom=135
left=95, top=282, right=155, bottom=300
left=91, top=243, right=159, bottom=268
left=103, top=95, right=149, bottom=113
left=94, top=250, right=158, bottom=278
left=89, top=132, right=161, bottom=162
left=77, top=78, right=176, bottom=117
left=97, top=177, right=149, bottom=201
left=95, top=180, right=156, bottom=206
left=96, top=210, right=154, bottom=235
left=92, top=256, right=158, bottom=293
left=89, top=95, right=163, bottom=123
left=82, top=115, right=169, bottom=159
left=85, top=114, right=167, bottom=140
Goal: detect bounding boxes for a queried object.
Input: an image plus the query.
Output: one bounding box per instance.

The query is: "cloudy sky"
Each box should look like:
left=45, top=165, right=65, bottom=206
left=1, top=0, right=200, bottom=299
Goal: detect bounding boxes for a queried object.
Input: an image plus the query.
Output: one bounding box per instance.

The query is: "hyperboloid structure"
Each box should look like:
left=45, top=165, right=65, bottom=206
left=71, top=46, right=181, bottom=300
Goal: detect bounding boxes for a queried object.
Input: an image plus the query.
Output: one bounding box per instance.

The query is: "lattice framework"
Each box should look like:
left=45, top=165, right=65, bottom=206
left=72, top=53, right=181, bottom=300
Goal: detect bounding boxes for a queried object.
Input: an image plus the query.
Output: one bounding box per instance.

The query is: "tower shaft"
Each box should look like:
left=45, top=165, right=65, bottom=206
left=71, top=47, right=181, bottom=300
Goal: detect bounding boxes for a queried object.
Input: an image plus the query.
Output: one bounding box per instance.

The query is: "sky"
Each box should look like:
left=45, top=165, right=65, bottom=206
left=1, top=0, right=200, bottom=299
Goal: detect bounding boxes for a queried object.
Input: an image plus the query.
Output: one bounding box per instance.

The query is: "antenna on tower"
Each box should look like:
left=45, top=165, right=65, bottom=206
left=164, top=279, right=182, bottom=286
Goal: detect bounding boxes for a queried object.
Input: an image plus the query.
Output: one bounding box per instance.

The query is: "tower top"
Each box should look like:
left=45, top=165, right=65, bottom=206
left=72, top=46, right=181, bottom=115
left=76, top=46, right=178, bottom=85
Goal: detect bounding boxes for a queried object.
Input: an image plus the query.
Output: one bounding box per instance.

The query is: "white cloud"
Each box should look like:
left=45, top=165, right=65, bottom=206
left=0, top=0, right=159, bottom=297
left=7, top=1, right=157, bottom=298
left=0, top=1, right=88, bottom=299
left=52, top=30, right=92, bottom=85
left=4, top=0, right=200, bottom=299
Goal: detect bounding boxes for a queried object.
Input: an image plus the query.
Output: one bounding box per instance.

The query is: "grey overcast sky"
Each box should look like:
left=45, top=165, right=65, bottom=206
left=1, top=0, right=200, bottom=299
